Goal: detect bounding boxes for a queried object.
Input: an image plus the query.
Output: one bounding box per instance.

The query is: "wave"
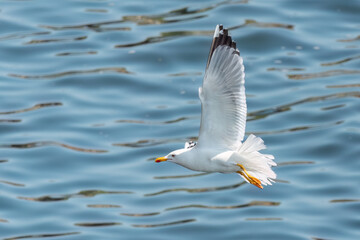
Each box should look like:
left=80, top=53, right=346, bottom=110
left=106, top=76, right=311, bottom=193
left=25, top=35, right=87, bottom=45
left=326, top=83, right=360, bottom=88
left=18, top=189, right=132, bottom=202
left=0, top=102, right=62, bottom=115
left=144, top=182, right=245, bottom=197
left=74, top=222, right=121, bottom=227
left=87, top=204, right=121, bottom=208
left=8, top=67, right=131, bottom=80
left=0, top=180, right=25, bottom=187
left=245, top=217, right=282, bottom=221
left=0, top=31, right=50, bottom=42
left=288, top=69, right=360, bottom=80
left=0, top=141, right=108, bottom=154
left=121, top=212, right=160, bottom=217
left=321, top=55, right=360, bottom=66
left=0, top=119, right=21, bottom=123
left=56, top=51, right=97, bottom=56
left=40, top=0, right=247, bottom=32
left=337, top=35, right=360, bottom=42
left=248, top=91, right=360, bottom=121
left=3, top=232, right=80, bottom=240
left=132, top=218, right=195, bottom=228
left=330, top=199, right=360, bottom=203
left=113, top=138, right=187, bottom=148
left=165, top=200, right=280, bottom=211
left=115, top=19, right=293, bottom=48
left=251, top=121, right=343, bottom=135
left=154, top=172, right=210, bottom=179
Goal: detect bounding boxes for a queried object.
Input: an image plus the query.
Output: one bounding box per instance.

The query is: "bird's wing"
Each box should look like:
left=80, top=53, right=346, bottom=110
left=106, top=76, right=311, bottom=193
left=197, top=25, right=246, bottom=150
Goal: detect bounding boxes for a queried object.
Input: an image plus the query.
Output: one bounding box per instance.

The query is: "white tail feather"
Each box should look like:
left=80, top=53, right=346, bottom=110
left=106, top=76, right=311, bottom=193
left=238, top=134, right=266, bottom=152
left=236, top=134, right=276, bottom=185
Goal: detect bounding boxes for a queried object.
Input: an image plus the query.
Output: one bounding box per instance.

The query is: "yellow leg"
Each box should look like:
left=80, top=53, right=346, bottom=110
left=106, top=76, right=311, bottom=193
left=237, top=164, right=263, bottom=189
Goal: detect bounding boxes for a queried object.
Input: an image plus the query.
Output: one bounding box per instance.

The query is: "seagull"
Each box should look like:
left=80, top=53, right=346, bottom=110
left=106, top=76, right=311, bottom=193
left=155, top=25, right=276, bottom=189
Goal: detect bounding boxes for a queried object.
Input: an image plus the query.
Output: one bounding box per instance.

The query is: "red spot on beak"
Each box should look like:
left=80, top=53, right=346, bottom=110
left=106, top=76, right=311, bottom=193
left=155, top=157, right=167, bottom=163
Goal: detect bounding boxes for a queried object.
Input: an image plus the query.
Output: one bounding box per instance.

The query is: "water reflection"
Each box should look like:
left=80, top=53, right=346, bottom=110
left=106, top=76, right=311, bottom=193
left=230, top=19, right=294, bottom=30
left=312, top=238, right=334, bottom=240
left=122, top=0, right=248, bottom=26
left=330, top=199, right=360, bottom=203
left=115, top=116, right=190, bottom=125
left=0, top=102, right=62, bottom=115
left=252, top=121, right=343, bottom=135
left=121, top=212, right=160, bottom=217
left=245, top=217, right=282, bottom=221
left=321, top=104, right=345, bottom=111
left=18, top=189, right=132, bottom=202
left=41, top=0, right=247, bottom=32
left=165, top=200, right=280, bottom=211
left=3, top=232, right=80, bottom=240
left=87, top=204, right=121, bottom=208
left=326, top=83, right=360, bottom=88
left=132, top=218, right=195, bottom=228
left=288, top=70, right=360, bottom=80
left=1, top=141, right=108, bottom=154
left=145, top=182, right=245, bottom=197
left=267, top=67, right=305, bottom=72
left=115, top=19, right=293, bottom=48
left=277, top=161, right=314, bottom=166
left=0, top=119, right=21, bottom=123
left=154, top=172, right=210, bottom=179
left=115, top=30, right=211, bottom=48
left=0, top=180, right=25, bottom=187
left=337, top=35, right=360, bottom=42
left=41, top=22, right=131, bottom=32
left=25, top=36, right=87, bottom=45
left=74, top=222, right=121, bottom=227
left=168, top=72, right=202, bottom=77
left=56, top=51, right=97, bottom=56
left=0, top=31, right=50, bottom=42
left=9, top=67, right=130, bottom=80
left=123, top=14, right=205, bottom=25
left=321, top=55, right=360, bottom=66
left=113, top=138, right=185, bottom=148
left=248, top=92, right=360, bottom=121
left=85, top=9, right=108, bottom=13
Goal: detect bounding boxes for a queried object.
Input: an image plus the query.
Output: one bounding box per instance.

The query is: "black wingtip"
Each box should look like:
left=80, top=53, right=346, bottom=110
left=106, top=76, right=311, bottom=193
left=206, top=25, right=238, bottom=69
left=231, top=41, right=236, bottom=49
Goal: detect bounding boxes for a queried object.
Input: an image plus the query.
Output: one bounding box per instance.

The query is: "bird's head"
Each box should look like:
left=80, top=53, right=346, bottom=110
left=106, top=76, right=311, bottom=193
left=155, top=148, right=190, bottom=164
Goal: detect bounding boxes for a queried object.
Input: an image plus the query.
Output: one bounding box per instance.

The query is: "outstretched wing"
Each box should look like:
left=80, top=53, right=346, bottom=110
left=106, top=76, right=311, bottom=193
left=197, top=25, right=246, bottom=150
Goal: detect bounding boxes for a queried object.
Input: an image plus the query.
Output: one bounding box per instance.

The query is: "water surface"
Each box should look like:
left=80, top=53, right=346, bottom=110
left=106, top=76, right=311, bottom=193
left=1, top=0, right=359, bottom=239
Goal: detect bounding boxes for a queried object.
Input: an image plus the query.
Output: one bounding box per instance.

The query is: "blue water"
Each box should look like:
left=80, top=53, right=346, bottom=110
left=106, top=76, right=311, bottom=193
left=1, top=0, right=360, bottom=239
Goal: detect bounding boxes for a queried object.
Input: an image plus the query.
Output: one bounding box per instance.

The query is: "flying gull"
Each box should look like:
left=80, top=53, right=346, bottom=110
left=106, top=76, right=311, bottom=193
left=155, top=25, right=276, bottom=189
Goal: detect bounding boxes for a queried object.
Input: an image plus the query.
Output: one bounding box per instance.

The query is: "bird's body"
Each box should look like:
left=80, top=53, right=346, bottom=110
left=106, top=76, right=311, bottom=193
left=156, top=25, right=276, bottom=189
left=168, top=147, right=233, bottom=173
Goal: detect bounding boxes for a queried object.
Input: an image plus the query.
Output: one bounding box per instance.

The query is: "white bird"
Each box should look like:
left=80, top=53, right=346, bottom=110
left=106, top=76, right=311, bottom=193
left=155, top=25, right=276, bottom=189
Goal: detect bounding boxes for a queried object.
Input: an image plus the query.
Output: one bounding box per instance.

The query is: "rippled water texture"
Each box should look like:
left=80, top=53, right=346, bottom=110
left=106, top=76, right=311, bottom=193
left=1, top=0, right=359, bottom=239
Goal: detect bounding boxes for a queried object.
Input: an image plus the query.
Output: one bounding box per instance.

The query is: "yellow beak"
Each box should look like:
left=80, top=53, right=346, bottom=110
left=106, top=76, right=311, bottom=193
left=155, top=156, right=168, bottom=163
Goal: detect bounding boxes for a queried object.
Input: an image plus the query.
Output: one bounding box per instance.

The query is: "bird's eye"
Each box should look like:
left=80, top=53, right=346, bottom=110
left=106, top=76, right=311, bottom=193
left=171, top=154, right=175, bottom=157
